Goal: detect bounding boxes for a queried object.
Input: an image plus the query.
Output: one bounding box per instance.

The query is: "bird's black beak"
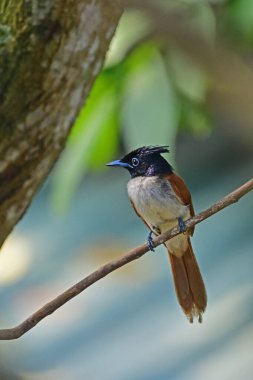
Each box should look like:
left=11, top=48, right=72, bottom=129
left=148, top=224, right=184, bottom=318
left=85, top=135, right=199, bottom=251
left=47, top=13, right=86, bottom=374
left=106, top=160, right=132, bottom=169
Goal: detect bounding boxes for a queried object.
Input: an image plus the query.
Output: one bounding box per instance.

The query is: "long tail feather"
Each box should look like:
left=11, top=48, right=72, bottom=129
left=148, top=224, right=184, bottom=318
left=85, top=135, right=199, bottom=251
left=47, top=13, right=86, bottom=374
left=168, top=239, right=207, bottom=323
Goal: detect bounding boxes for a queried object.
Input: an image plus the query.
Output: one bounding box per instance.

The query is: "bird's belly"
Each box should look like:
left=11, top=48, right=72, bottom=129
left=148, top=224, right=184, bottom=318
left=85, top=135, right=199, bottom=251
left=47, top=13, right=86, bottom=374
left=127, top=176, right=191, bottom=257
left=127, top=176, right=190, bottom=228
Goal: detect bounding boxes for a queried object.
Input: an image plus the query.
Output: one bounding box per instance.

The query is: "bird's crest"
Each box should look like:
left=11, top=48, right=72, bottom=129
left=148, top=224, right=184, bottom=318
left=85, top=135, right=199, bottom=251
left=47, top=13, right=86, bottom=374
left=122, top=145, right=169, bottom=161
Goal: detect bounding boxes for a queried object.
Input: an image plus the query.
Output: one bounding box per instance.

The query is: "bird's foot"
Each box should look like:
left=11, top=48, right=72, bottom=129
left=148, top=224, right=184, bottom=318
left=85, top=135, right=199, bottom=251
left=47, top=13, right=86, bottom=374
left=178, top=217, right=186, bottom=233
left=147, top=227, right=157, bottom=252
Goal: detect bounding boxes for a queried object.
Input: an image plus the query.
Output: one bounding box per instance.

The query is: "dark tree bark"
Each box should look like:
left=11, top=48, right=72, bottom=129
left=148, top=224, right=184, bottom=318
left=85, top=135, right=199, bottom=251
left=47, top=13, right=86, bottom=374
left=0, top=0, right=122, bottom=247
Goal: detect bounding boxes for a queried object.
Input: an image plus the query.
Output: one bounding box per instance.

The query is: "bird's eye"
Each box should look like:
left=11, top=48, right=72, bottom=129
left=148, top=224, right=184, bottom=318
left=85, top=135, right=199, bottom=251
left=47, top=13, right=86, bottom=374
left=132, top=157, right=139, bottom=167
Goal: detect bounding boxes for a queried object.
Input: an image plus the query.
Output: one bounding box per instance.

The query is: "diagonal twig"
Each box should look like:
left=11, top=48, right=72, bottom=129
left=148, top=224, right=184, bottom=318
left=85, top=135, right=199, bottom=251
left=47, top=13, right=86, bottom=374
left=0, top=178, right=252, bottom=340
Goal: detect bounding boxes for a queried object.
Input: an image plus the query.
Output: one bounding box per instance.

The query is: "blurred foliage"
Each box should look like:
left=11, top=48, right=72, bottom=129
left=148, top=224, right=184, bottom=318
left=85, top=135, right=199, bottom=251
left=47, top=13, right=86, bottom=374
left=51, top=0, right=253, bottom=211
left=222, top=0, right=253, bottom=47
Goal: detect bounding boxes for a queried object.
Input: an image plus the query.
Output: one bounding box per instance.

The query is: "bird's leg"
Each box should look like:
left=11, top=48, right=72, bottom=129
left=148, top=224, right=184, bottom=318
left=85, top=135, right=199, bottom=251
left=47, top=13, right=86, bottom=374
left=178, top=217, right=186, bottom=233
left=147, top=226, right=158, bottom=252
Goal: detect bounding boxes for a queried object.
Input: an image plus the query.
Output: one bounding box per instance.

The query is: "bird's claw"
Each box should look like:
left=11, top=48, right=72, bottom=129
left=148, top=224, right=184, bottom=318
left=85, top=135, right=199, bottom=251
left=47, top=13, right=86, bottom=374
left=147, top=229, right=156, bottom=252
left=178, top=217, right=186, bottom=233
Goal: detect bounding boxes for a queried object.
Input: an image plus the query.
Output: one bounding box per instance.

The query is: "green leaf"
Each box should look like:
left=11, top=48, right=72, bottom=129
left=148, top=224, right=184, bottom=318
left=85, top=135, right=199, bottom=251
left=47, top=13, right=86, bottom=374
left=226, top=0, right=253, bottom=44
left=122, top=48, right=179, bottom=163
left=188, top=1, right=216, bottom=42
left=51, top=85, right=118, bottom=212
left=106, top=11, right=151, bottom=66
left=168, top=49, right=207, bottom=103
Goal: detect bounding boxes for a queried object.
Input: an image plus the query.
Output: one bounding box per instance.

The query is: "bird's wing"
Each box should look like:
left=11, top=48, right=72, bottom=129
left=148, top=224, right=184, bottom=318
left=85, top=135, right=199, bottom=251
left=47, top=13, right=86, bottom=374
left=166, top=172, right=195, bottom=235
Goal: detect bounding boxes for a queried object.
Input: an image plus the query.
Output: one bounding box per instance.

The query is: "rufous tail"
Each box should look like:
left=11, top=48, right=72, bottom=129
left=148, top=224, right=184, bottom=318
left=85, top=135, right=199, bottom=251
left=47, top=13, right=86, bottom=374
left=168, top=239, right=207, bottom=323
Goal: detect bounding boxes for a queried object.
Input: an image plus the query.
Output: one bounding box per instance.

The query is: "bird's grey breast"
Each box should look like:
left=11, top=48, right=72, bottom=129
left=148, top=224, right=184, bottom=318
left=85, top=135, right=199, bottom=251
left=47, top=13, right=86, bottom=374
left=127, top=176, right=189, bottom=227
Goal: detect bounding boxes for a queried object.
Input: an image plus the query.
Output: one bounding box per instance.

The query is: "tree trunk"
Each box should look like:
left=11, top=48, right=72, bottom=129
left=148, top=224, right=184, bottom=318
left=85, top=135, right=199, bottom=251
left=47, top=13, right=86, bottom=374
left=0, top=0, right=122, bottom=247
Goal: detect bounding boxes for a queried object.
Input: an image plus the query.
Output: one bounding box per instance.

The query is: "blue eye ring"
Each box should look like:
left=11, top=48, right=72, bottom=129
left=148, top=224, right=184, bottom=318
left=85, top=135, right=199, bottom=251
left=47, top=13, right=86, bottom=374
left=132, top=157, right=139, bottom=167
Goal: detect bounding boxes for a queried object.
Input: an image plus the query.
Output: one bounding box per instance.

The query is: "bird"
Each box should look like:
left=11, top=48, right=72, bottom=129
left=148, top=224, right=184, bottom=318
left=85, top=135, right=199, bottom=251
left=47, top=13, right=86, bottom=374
left=107, top=145, right=207, bottom=323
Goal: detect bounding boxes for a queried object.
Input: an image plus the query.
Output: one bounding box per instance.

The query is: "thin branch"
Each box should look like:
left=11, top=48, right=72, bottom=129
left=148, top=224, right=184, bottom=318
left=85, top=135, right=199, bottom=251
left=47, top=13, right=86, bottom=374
left=0, top=179, right=252, bottom=340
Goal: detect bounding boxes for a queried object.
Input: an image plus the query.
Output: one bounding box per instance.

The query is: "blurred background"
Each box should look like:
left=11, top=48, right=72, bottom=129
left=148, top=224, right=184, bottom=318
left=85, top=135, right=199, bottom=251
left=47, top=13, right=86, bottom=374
left=0, top=0, right=253, bottom=379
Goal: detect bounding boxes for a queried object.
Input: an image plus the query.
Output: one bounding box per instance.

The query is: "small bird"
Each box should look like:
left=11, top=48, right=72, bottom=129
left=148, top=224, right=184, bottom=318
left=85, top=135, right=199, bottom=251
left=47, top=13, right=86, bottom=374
left=107, top=145, right=207, bottom=323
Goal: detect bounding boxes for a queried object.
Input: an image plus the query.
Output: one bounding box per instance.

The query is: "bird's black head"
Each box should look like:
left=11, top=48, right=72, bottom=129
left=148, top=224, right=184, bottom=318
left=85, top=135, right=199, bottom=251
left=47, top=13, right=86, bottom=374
left=107, top=145, right=173, bottom=178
